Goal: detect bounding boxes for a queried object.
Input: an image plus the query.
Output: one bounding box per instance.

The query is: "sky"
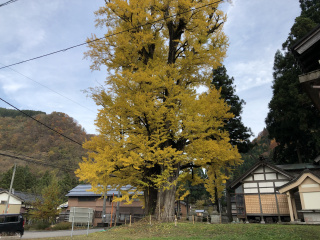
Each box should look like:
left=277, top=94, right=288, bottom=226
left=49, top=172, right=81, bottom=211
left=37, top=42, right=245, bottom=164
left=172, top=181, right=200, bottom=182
left=0, top=0, right=301, bottom=139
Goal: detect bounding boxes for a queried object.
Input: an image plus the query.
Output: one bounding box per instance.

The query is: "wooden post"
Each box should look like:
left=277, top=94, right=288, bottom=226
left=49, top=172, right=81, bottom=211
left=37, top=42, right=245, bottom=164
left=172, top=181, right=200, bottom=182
left=274, top=192, right=281, bottom=223
left=158, top=190, right=161, bottom=221
left=129, top=214, right=132, bottom=227
left=175, top=215, right=177, bottom=227
left=286, top=192, right=295, bottom=222
left=192, top=215, right=194, bottom=224
left=207, top=215, right=209, bottom=224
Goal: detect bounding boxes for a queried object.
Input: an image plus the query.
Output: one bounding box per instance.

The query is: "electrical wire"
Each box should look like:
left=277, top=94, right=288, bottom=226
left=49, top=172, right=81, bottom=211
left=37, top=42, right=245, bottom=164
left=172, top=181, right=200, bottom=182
left=0, top=0, right=18, bottom=8
left=0, top=1, right=223, bottom=152
left=0, top=63, right=96, bottom=113
left=0, top=151, right=75, bottom=172
left=0, top=1, right=222, bottom=70
left=0, top=97, right=83, bottom=146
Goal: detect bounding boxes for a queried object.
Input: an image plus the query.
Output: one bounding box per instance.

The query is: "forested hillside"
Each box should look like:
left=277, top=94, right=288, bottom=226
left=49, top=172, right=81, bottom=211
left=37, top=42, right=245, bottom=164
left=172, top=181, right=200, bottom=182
left=0, top=108, right=93, bottom=196
left=231, top=129, right=276, bottom=180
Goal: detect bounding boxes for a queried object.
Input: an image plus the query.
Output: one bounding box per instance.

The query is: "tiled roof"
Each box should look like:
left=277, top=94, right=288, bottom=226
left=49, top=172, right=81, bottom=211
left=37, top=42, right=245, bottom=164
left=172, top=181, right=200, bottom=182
left=14, top=191, right=40, bottom=203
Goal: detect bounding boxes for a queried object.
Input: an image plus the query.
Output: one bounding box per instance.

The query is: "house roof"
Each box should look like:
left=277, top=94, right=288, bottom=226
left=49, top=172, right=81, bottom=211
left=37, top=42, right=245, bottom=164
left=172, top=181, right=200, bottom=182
left=228, top=160, right=294, bottom=189
left=66, top=184, right=142, bottom=197
left=0, top=190, right=41, bottom=204
left=14, top=191, right=40, bottom=203
left=292, top=24, right=320, bottom=73
left=278, top=169, right=320, bottom=193
left=0, top=191, right=23, bottom=202
left=276, top=163, right=320, bottom=171
left=291, top=24, right=320, bottom=111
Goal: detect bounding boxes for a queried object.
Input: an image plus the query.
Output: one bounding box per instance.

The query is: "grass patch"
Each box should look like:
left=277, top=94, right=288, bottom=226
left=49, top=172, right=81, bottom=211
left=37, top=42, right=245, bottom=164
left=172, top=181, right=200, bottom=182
left=38, top=221, right=320, bottom=240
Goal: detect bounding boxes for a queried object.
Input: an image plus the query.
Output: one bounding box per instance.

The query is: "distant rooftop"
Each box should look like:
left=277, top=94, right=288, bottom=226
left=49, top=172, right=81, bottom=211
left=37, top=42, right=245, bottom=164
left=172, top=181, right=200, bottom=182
left=66, top=184, right=142, bottom=197
left=276, top=163, right=320, bottom=171
left=195, top=210, right=206, bottom=213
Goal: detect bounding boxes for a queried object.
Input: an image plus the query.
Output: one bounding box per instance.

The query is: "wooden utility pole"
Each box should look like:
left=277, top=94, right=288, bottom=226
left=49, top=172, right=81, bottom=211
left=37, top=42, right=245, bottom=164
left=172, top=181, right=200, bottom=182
left=102, top=191, right=107, bottom=225
left=5, top=164, right=16, bottom=214
left=115, top=189, right=120, bottom=226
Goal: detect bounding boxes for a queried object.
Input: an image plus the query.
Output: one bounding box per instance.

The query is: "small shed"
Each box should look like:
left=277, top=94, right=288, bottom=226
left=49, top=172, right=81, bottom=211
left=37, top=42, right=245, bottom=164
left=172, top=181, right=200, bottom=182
left=278, top=170, right=320, bottom=224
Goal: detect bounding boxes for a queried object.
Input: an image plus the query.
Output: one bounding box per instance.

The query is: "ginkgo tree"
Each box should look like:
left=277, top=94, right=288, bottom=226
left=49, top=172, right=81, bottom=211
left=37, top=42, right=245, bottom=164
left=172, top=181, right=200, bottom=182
left=76, top=0, right=241, bottom=221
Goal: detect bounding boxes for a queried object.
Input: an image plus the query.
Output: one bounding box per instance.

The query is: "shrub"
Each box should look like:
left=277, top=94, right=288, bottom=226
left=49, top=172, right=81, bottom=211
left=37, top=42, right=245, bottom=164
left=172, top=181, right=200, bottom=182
left=52, top=222, right=72, bottom=230
left=32, top=222, right=51, bottom=230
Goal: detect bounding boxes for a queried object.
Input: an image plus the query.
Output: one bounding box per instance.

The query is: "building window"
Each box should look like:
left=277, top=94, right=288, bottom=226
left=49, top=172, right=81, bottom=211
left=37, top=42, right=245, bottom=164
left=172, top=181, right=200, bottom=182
left=95, top=211, right=102, bottom=218
left=78, top=197, right=97, bottom=202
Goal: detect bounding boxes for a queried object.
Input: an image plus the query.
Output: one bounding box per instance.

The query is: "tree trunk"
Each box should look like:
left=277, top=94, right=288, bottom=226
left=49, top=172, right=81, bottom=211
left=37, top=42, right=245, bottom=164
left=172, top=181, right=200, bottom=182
left=156, top=182, right=177, bottom=222
left=144, top=187, right=158, bottom=215
left=226, top=185, right=232, bottom=222
left=296, top=141, right=303, bottom=163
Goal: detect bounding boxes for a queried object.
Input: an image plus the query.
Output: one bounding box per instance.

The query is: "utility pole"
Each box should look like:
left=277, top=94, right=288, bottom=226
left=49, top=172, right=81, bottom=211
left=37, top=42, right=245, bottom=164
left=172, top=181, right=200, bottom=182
left=115, top=189, right=120, bottom=226
left=5, top=163, right=16, bottom=213
left=102, top=191, right=107, bottom=225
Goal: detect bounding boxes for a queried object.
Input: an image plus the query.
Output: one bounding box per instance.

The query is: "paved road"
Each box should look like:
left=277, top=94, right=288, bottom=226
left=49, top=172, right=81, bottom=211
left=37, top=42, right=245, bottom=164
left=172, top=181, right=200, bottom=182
left=22, top=228, right=105, bottom=239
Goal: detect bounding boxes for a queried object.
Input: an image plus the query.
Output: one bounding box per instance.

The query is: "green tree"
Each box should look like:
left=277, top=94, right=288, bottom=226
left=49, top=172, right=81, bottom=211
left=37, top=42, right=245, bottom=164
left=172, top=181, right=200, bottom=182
left=31, top=179, right=61, bottom=223
left=58, top=173, right=79, bottom=202
left=266, top=0, right=320, bottom=164
left=77, top=0, right=241, bottom=221
left=0, top=165, right=36, bottom=192
left=212, top=66, right=252, bottom=153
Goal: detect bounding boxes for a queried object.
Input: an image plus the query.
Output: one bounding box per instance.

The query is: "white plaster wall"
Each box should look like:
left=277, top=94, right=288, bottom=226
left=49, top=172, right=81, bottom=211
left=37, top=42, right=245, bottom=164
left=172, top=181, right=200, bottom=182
left=302, top=192, right=320, bottom=209
left=0, top=193, right=21, bottom=204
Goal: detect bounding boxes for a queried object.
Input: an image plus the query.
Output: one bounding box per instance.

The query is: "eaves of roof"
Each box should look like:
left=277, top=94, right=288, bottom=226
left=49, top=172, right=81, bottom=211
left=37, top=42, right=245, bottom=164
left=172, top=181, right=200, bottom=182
left=228, top=160, right=294, bottom=189
left=277, top=169, right=320, bottom=192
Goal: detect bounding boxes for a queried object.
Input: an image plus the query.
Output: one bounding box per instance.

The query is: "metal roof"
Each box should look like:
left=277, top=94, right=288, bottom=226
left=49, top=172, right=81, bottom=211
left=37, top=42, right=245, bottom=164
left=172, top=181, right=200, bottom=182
left=195, top=210, right=206, bottom=213
left=66, top=184, right=142, bottom=197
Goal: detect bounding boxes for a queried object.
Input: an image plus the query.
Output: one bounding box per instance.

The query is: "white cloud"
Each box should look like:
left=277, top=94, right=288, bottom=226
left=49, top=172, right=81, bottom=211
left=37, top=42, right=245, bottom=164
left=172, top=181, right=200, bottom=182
left=0, top=0, right=302, bottom=138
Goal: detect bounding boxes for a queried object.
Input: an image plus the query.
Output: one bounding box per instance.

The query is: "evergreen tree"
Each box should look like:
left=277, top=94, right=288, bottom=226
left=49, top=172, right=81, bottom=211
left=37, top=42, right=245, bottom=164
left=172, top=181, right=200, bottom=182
left=58, top=173, right=79, bottom=202
left=266, top=0, right=320, bottom=164
left=212, top=66, right=252, bottom=153
left=0, top=166, right=36, bottom=192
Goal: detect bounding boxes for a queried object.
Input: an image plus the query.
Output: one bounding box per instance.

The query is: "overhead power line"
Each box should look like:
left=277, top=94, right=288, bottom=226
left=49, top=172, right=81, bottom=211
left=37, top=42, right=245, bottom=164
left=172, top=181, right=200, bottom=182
left=0, top=97, right=83, bottom=147
left=0, top=1, right=222, bottom=70
left=0, top=63, right=95, bottom=113
left=0, top=0, right=18, bottom=8
left=0, top=152, right=75, bottom=172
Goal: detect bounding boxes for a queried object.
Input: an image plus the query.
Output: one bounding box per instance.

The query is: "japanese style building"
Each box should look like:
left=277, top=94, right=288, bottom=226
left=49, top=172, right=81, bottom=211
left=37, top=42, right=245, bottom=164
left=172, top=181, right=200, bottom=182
left=229, top=24, right=320, bottom=224
left=229, top=158, right=320, bottom=223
